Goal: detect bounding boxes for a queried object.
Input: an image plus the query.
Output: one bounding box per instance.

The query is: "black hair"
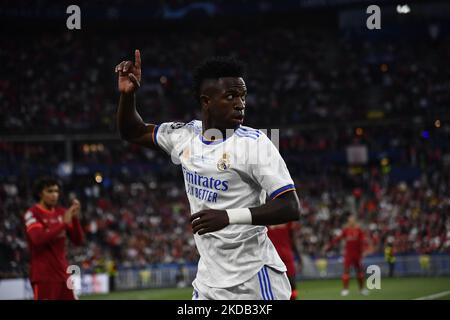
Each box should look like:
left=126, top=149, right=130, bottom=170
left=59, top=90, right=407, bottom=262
left=32, top=176, right=60, bottom=201
left=192, top=56, right=246, bottom=102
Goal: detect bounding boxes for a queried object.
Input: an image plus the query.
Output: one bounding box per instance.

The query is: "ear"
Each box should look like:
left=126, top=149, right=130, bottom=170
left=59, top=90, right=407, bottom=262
left=200, top=94, right=210, bottom=110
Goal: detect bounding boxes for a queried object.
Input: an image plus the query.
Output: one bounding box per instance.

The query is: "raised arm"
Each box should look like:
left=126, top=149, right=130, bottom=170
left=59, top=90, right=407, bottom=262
left=66, top=199, right=84, bottom=246
left=115, top=49, right=157, bottom=149
left=26, top=222, right=66, bottom=247
left=325, top=230, right=344, bottom=252
left=25, top=210, right=72, bottom=247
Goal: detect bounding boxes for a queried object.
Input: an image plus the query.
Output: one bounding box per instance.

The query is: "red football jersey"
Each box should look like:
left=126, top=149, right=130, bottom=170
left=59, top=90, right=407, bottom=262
left=24, top=204, right=84, bottom=283
left=330, top=226, right=365, bottom=257
left=267, top=222, right=295, bottom=262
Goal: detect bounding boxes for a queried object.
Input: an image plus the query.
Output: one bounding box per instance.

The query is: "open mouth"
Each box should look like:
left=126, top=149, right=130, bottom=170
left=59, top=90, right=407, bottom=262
left=232, top=114, right=244, bottom=123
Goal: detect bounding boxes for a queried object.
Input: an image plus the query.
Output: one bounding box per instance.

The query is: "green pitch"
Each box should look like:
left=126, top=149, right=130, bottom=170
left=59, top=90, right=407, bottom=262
left=81, top=277, right=450, bottom=300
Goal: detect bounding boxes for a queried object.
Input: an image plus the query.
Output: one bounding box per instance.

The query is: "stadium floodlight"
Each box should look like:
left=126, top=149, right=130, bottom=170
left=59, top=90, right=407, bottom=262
left=397, top=4, right=411, bottom=14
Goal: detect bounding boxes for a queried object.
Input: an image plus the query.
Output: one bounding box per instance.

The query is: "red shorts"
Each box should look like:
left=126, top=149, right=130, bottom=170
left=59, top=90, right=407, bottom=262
left=280, top=256, right=296, bottom=278
left=32, top=282, right=77, bottom=300
left=344, top=255, right=362, bottom=270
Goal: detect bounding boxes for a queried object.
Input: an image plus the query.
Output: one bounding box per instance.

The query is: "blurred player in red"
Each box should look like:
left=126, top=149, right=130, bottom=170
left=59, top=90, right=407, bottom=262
left=23, top=177, right=84, bottom=300
left=268, top=222, right=301, bottom=300
left=325, top=215, right=368, bottom=296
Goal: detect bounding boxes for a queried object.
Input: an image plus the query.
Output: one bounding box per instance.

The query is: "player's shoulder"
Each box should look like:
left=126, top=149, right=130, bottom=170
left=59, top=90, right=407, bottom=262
left=234, top=125, right=265, bottom=141
left=23, top=207, right=36, bottom=220
left=23, top=205, right=41, bottom=225
left=185, top=119, right=202, bottom=133
left=160, top=119, right=201, bottom=135
left=25, top=204, right=39, bottom=217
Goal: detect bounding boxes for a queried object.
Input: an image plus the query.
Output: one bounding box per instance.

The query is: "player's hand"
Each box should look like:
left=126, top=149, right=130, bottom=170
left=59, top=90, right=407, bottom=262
left=69, top=199, right=81, bottom=219
left=115, top=49, right=141, bottom=94
left=190, top=209, right=229, bottom=235
left=64, top=199, right=81, bottom=224
left=63, top=209, right=73, bottom=225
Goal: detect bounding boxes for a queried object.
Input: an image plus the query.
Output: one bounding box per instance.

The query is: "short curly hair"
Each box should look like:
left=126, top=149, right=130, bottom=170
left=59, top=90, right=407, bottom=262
left=32, top=176, right=60, bottom=201
left=192, top=56, right=246, bottom=102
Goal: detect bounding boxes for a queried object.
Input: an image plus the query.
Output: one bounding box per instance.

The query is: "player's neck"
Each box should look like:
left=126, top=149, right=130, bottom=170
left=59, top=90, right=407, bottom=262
left=201, top=120, right=227, bottom=141
left=37, top=202, right=55, bottom=212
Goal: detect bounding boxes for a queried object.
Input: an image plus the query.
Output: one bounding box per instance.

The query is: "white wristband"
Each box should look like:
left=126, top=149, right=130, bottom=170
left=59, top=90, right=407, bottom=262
left=226, top=208, right=252, bottom=225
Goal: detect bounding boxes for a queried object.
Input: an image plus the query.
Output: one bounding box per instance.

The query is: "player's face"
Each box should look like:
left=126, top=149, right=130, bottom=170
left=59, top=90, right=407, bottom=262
left=207, top=77, right=247, bottom=130
left=40, top=185, right=59, bottom=208
left=348, top=216, right=356, bottom=226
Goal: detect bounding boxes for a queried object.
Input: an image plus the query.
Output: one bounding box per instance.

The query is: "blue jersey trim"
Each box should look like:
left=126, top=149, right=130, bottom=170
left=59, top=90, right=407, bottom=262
left=153, top=124, right=161, bottom=147
left=236, top=128, right=260, bottom=138
left=198, top=128, right=239, bottom=145
left=263, top=266, right=274, bottom=299
left=198, top=135, right=226, bottom=145
left=235, top=131, right=258, bottom=140
left=238, top=127, right=262, bottom=135
left=269, top=184, right=296, bottom=200
left=257, top=269, right=267, bottom=300
left=261, top=268, right=271, bottom=300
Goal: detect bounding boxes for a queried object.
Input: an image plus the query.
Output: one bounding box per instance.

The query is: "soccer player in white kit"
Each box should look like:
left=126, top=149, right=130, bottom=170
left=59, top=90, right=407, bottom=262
left=115, top=51, right=301, bottom=300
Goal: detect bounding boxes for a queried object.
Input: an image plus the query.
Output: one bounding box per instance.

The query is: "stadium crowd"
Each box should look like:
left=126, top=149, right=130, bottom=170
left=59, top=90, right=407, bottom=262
left=1, top=123, right=449, bottom=278
left=2, top=25, right=449, bottom=134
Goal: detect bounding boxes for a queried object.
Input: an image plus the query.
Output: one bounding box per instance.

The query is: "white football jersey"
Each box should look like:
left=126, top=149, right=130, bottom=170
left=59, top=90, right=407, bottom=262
left=153, top=120, right=296, bottom=288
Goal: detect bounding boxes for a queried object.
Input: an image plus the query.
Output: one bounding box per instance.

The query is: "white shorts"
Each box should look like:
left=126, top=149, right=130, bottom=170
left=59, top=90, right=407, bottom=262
left=192, top=265, right=291, bottom=300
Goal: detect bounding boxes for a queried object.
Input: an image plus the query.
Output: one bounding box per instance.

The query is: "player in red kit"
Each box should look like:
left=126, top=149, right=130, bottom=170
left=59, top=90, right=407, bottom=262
left=325, top=215, right=368, bottom=296
left=23, top=177, right=84, bottom=300
left=268, top=222, right=301, bottom=300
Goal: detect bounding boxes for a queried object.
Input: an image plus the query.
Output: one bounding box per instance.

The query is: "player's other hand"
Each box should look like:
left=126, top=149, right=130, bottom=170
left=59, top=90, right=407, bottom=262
left=115, top=49, right=141, bottom=94
left=69, top=199, right=81, bottom=218
left=63, top=209, right=73, bottom=225
left=64, top=199, right=81, bottom=223
left=190, top=209, right=229, bottom=235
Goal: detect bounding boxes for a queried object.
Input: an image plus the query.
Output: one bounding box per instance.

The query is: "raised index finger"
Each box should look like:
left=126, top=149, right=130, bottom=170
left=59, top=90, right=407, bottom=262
left=134, top=49, right=141, bottom=69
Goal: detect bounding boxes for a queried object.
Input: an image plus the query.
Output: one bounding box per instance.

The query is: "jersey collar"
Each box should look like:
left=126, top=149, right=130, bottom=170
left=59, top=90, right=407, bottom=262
left=36, top=204, right=56, bottom=214
left=198, top=126, right=239, bottom=145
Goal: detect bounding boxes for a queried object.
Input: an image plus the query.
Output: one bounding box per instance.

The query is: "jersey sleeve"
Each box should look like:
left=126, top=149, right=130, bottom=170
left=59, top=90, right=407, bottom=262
left=67, top=217, right=84, bottom=246
left=152, top=122, right=191, bottom=155
left=249, top=134, right=296, bottom=200
left=328, top=229, right=344, bottom=249
left=24, top=210, right=66, bottom=246
left=359, top=229, right=368, bottom=250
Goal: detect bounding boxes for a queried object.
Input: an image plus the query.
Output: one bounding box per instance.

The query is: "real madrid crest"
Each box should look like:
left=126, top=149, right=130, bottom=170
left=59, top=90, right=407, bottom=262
left=217, top=152, right=231, bottom=171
